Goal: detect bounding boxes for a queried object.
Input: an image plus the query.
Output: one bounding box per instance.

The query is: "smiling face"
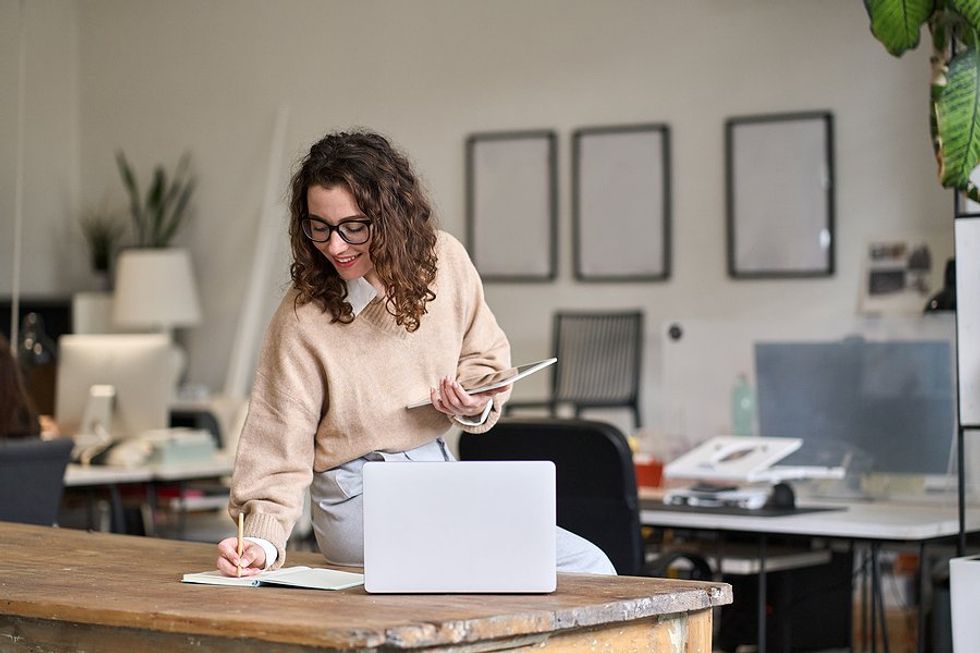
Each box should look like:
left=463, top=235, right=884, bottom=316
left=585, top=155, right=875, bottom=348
left=306, top=184, right=381, bottom=289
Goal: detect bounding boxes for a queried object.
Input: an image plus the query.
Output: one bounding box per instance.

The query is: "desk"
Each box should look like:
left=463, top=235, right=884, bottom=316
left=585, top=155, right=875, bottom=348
left=0, top=523, right=731, bottom=652
left=641, top=493, right=980, bottom=653
left=63, top=455, right=234, bottom=534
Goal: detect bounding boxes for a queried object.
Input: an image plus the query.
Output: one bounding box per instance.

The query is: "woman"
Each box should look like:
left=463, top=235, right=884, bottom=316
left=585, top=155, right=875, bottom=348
left=217, top=130, right=614, bottom=576
left=0, top=334, right=41, bottom=440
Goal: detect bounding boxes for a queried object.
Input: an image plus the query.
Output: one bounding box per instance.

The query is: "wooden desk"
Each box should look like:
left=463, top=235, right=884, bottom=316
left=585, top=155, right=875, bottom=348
left=0, top=523, right=731, bottom=652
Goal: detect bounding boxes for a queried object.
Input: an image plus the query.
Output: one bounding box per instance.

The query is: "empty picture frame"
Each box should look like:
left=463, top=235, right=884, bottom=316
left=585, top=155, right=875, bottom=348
left=726, top=111, right=835, bottom=278
left=466, top=130, right=557, bottom=281
left=573, top=124, right=671, bottom=281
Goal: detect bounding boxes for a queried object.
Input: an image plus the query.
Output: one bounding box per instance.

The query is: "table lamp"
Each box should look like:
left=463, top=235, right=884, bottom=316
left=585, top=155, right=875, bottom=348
left=112, top=248, right=201, bottom=383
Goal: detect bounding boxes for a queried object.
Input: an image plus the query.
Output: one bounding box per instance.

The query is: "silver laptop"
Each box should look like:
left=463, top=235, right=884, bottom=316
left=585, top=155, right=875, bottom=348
left=362, top=460, right=556, bottom=593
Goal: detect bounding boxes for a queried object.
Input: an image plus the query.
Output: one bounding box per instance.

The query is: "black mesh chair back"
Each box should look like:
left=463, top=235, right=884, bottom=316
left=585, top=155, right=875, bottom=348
left=459, top=418, right=645, bottom=575
left=0, top=437, right=73, bottom=526
left=552, top=311, right=643, bottom=428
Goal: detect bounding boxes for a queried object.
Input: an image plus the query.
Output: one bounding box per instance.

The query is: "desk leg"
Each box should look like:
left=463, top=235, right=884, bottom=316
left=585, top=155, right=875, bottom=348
left=144, top=484, right=157, bottom=537
left=916, top=541, right=927, bottom=653
left=861, top=546, right=871, bottom=652
left=177, top=480, right=188, bottom=539
left=870, top=542, right=892, bottom=653
left=870, top=543, right=878, bottom=653
left=85, top=488, right=96, bottom=531
left=109, top=484, right=125, bottom=534
left=758, top=534, right=767, bottom=653
left=848, top=540, right=855, bottom=653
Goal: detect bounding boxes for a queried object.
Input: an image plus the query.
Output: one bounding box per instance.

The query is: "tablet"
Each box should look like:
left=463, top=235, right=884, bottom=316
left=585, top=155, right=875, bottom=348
left=406, top=358, right=557, bottom=409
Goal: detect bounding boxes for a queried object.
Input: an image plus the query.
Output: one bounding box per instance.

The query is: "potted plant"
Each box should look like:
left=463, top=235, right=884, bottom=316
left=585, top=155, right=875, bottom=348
left=116, top=150, right=196, bottom=249
left=111, top=151, right=201, bottom=377
left=79, top=202, right=126, bottom=290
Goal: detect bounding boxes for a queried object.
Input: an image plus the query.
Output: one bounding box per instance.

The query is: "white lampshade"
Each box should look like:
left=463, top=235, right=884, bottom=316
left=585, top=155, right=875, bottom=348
left=113, top=248, right=201, bottom=329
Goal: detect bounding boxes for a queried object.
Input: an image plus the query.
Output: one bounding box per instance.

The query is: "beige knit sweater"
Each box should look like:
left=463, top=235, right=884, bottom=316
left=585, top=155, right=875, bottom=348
left=229, top=231, right=512, bottom=566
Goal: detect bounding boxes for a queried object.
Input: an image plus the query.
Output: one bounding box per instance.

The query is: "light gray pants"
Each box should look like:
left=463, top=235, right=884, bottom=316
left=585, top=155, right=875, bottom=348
left=310, top=438, right=616, bottom=575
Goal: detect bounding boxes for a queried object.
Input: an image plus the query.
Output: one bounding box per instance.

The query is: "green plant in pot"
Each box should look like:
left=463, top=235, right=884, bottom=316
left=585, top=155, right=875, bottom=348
left=116, top=150, right=196, bottom=248
left=864, top=0, right=980, bottom=199
left=112, top=152, right=201, bottom=375
left=79, top=203, right=126, bottom=289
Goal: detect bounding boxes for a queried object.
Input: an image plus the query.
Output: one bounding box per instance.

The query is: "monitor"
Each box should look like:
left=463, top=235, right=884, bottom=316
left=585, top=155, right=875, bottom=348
left=755, top=337, right=955, bottom=477
left=56, top=334, right=174, bottom=439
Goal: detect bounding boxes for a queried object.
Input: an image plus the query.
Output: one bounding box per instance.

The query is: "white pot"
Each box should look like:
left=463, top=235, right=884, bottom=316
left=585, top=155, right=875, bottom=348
left=950, top=554, right=980, bottom=652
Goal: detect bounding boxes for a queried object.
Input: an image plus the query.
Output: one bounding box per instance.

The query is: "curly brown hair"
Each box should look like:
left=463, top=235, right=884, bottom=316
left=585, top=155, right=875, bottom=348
left=288, top=130, right=438, bottom=332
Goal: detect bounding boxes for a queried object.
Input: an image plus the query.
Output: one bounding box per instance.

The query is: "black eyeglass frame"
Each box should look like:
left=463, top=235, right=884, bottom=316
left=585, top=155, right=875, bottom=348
left=300, top=216, right=373, bottom=244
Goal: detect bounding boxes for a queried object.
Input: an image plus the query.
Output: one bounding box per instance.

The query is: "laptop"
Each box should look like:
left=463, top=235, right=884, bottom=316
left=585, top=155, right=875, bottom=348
left=362, top=460, right=556, bottom=593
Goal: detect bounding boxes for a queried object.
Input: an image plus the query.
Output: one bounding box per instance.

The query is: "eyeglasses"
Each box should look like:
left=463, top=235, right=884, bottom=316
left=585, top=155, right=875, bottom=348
left=301, top=217, right=372, bottom=244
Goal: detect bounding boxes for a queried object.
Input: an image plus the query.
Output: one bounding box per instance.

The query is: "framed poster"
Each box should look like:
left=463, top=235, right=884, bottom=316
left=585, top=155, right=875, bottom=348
left=465, top=130, right=557, bottom=281
left=726, top=111, right=835, bottom=278
left=573, top=124, right=671, bottom=281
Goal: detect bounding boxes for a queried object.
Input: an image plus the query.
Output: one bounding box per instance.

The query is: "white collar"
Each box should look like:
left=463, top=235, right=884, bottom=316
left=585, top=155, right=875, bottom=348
left=346, top=277, right=378, bottom=316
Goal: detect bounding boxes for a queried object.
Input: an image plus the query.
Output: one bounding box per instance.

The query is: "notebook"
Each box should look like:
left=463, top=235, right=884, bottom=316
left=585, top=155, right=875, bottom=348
left=362, top=460, right=557, bottom=593
left=181, top=566, right=364, bottom=590
left=405, top=358, right=557, bottom=409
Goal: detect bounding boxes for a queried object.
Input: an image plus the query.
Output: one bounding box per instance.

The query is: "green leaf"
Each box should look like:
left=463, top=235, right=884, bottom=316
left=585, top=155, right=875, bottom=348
left=116, top=151, right=195, bottom=247
left=159, top=178, right=195, bottom=246
left=937, top=45, right=980, bottom=188
left=115, top=151, right=143, bottom=245
left=162, top=153, right=189, bottom=216
left=864, top=0, right=935, bottom=55
left=146, top=166, right=166, bottom=246
left=950, top=0, right=980, bottom=32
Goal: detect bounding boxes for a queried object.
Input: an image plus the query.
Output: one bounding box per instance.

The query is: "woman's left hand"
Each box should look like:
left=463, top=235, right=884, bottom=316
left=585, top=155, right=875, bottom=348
left=430, top=376, right=506, bottom=419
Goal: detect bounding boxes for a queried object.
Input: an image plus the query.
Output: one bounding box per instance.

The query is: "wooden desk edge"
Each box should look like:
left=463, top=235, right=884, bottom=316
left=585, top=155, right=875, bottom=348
left=2, top=580, right=731, bottom=650
left=1, top=523, right=732, bottom=651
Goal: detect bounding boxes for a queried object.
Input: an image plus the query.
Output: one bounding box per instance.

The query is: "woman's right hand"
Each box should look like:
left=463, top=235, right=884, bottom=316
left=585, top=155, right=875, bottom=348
left=216, top=536, right=267, bottom=577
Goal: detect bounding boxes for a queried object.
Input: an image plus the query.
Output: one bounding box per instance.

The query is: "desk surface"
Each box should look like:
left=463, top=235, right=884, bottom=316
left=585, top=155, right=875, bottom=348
left=640, top=494, right=980, bottom=541
left=0, top=523, right=731, bottom=652
left=64, top=454, right=234, bottom=487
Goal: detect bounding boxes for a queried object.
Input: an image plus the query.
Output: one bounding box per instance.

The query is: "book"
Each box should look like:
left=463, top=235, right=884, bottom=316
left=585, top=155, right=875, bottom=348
left=405, top=358, right=557, bottom=409
left=181, top=566, right=364, bottom=590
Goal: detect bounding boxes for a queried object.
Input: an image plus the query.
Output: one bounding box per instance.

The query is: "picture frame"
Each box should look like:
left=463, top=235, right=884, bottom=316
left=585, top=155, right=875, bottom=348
left=726, top=111, right=835, bottom=278
left=572, top=124, right=671, bottom=281
left=465, top=130, right=557, bottom=282
left=858, top=240, right=933, bottom=315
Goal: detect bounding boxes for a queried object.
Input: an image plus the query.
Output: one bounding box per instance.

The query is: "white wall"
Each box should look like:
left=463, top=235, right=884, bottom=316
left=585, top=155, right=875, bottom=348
left=6, top=1, right=951, bottom=435
left=0, top=0, right=82, bottom=296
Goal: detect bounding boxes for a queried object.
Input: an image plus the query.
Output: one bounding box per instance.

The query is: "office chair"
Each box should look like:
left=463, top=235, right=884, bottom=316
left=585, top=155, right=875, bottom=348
left=458, top=418, right=709, bottom=578
left=505, top=311, right=644, bottom=429
left=0, top=437, right=73, bottom=526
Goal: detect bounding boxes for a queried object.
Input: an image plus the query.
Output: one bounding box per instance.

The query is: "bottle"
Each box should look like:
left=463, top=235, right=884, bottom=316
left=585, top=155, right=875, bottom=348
left=730, top=373, right=756, bottom=436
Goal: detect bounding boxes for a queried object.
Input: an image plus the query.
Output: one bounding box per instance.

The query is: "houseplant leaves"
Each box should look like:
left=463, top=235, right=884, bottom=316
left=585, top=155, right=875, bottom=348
left=115, top=151, right=195, bottom=248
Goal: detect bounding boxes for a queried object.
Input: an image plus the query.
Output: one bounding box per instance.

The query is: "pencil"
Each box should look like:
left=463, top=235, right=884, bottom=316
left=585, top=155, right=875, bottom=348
left=236, top=512, right=244, bottom=578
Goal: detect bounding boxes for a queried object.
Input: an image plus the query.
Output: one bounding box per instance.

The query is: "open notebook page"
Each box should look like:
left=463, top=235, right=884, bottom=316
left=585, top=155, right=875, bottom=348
left=182, top=566, right=363, bottom=590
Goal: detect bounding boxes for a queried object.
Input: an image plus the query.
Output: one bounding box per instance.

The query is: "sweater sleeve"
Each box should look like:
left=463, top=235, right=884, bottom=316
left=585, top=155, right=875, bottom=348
left=228, top=296, right=321, bottom=569
left=447, top=235, right=512, bottom=434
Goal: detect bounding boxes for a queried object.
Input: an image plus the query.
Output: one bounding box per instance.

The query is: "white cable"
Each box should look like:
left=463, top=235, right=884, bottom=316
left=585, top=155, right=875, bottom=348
left=10, top=0, right=27, bottom=354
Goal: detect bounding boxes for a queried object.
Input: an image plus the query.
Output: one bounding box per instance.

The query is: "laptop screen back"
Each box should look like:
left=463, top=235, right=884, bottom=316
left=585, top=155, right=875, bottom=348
left=362, top=460, right=556, bottom=593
